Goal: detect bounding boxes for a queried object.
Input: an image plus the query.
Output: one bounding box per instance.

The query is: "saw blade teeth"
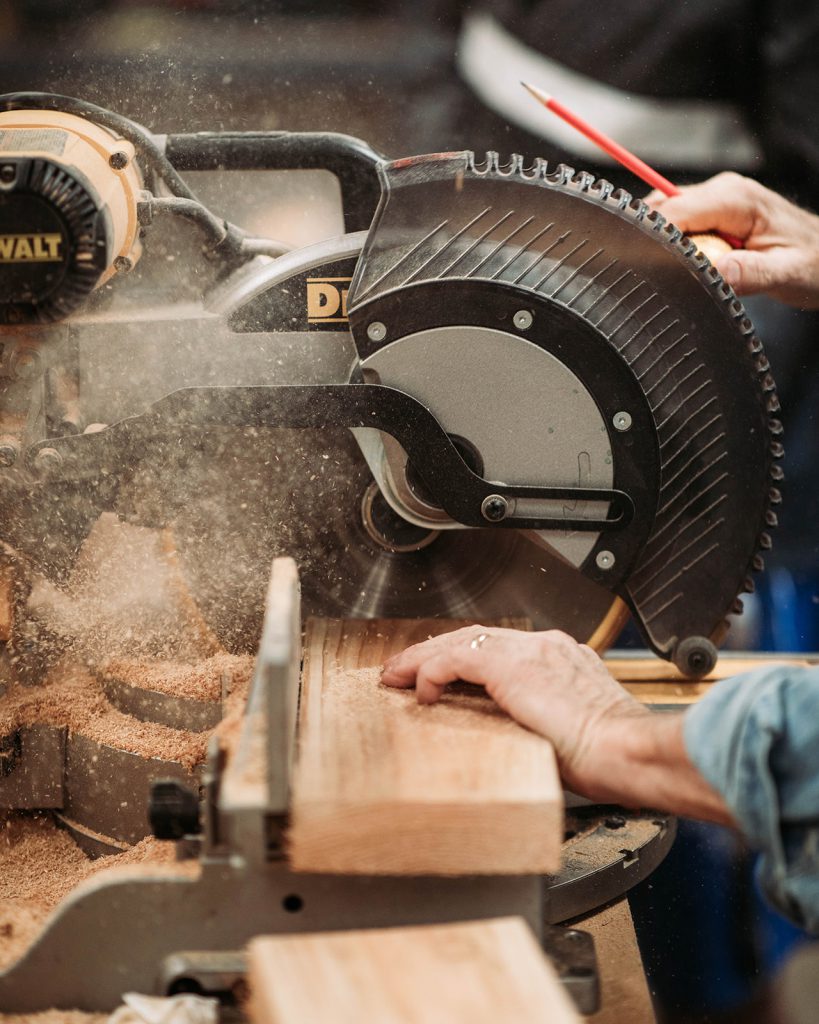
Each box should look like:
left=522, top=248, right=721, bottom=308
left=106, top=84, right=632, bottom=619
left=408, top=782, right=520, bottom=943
left=588, top=177, right=614, bottom=200
left=765, top=510, right=779, bottom=527
left=608, top=187, right=633, bottom=210
left=519, top=156, right=545, bottom=180
left=570, top=169, right=595, bottom=191
left=769, top=487, right=783, bottom=505
left=544, top=162, right=575, bottom=186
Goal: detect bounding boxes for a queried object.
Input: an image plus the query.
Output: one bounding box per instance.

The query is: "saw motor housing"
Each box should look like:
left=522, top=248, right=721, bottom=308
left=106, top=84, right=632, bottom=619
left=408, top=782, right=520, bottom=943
left=0, top=108, right=142, bottom=323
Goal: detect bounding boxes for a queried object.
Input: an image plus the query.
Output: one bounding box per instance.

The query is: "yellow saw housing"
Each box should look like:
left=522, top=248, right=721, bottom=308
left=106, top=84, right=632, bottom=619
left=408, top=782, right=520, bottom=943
left=0, top=108, right=142, bottom=323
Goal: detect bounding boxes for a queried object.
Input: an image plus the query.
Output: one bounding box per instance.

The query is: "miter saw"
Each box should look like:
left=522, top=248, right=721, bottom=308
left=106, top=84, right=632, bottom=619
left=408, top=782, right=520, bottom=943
left=0, top=91, right=781, bottom=1016
left=0, top=92, right=781, bottom=681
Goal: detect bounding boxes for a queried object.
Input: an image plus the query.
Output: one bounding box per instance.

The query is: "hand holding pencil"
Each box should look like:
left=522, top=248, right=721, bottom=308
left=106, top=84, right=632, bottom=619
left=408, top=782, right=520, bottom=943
left=522, top=82, right=742, bottom=254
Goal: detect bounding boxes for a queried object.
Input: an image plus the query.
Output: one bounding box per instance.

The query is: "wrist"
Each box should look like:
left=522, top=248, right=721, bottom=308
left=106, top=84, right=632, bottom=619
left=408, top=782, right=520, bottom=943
left=569, top=710, right=734, bottom=826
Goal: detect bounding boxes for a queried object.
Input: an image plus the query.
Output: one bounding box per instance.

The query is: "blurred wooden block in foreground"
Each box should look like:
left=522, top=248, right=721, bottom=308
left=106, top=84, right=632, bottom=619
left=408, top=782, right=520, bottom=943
left=288, top=618, right=563, bottom=875
left=247, top=917, right=581, bottom=1024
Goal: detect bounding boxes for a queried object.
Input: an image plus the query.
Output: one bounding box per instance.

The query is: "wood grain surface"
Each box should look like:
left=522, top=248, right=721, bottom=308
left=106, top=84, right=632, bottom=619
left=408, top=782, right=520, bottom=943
left=288, top=618, right=563, bottom=875
left=248, top=916, right=580, bottom=1024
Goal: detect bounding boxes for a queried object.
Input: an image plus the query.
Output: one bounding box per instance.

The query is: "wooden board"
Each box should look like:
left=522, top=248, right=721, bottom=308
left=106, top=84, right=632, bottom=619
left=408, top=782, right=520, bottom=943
left=288, top=618, right=563, bottom=875
left=247, top=917, right=580, bottom=1024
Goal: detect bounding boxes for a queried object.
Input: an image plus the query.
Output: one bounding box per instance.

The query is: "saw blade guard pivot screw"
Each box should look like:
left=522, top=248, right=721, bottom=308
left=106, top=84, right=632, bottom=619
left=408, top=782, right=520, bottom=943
left=613, top=411, right=632, bottom=432
left=481, top=494, right=509, bottom=522
left=513, top=309, right=534, bottom=330
left=673, top=635, right=718, bottom=678
left=595, top=550, right=615, bottom=570
left=366, top=321, right=387, bottom=343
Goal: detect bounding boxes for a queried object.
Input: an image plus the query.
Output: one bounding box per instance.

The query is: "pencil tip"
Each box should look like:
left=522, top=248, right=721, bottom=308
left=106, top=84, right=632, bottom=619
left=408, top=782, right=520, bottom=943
left=521, top=82, right=550, bottom=103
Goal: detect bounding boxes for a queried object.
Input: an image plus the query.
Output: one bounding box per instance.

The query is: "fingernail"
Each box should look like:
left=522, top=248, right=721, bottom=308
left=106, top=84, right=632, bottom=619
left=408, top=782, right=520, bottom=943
left=719, top=256, right=741, bottom=289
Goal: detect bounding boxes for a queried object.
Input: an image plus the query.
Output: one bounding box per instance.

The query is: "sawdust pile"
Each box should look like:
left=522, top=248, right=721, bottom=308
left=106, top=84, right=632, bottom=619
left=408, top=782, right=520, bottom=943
left=1, top=663, right=201, bottom=769
left=99, top=651, right=243, bottom=701
left=0, top=1012, right=107, bottom=1023
left=0, top=652, right=253, bottom=769
left=0, top=811, right=189, bottom=972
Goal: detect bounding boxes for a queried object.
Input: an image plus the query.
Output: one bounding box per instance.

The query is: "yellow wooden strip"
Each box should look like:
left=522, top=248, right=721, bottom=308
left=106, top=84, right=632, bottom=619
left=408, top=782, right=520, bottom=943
left=607, top=654, right=813, bottom=682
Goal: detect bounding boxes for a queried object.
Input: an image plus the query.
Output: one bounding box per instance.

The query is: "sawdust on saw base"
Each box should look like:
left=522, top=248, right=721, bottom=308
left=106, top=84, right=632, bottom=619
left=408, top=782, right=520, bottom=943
left=0, top=1012, right=107, bottom=1023
left=0, top=655, right=253, bottom=769
left=0, top=812, right=200, bottom=1024
left=98, top=651, right=246, bottom=701
left=0, top=662, right=204, bottom=769
left=0, top=811, right=194, bottom=973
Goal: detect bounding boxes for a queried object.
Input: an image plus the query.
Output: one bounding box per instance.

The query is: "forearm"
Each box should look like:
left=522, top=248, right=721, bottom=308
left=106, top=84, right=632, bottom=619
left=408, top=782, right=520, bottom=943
left=568, top=711, right=734, bottom=826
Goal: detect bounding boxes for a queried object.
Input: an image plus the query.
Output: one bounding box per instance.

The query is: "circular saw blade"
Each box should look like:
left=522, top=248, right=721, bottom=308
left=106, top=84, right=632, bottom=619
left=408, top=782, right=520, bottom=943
left=166, top=426, right=622, bottom=652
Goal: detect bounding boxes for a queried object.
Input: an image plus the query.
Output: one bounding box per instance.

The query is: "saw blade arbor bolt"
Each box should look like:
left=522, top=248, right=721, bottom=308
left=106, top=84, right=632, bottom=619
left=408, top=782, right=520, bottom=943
left=366, top=321, right=387, bottom=343
left=513, top=309, right=534, bottom=330
left=595, top=550, right=615, bottom=570
left=481, top=494, right=509, bottom=522
left=613, top=411, right=632, bottom=432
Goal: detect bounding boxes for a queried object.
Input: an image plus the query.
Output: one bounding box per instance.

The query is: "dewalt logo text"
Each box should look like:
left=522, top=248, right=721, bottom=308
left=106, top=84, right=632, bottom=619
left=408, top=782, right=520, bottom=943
left=306, top=277, right=351, bottom=324
left=0, top=233, right=62, bottom=263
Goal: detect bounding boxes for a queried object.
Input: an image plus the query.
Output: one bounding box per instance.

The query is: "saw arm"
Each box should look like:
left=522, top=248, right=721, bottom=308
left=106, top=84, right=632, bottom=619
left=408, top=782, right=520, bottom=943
left=0, top=96, right=782, bottom=676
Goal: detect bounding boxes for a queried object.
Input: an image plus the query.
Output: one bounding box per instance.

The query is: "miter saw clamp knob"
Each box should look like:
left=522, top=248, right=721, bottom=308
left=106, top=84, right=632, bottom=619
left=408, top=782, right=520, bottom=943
left=149, top=779, right=201, bottom=841
left=672, top=636, right=718, bottom=678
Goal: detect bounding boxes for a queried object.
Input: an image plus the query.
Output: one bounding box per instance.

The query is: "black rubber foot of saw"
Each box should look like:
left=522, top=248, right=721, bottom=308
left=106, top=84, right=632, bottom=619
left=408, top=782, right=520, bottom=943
left=672, top=636, right=718, bottom=678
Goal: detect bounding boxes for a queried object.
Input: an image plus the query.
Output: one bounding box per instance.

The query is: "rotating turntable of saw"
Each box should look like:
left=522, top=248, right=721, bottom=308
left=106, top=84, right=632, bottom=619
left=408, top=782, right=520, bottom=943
left=0, top=93, right=781, bottom=1014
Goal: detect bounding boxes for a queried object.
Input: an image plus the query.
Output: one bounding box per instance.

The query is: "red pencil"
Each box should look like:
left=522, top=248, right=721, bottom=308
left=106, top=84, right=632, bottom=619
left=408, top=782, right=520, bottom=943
left=522, top=81, right=743, bottom=249
left=521, top=81, right=680, bottom=197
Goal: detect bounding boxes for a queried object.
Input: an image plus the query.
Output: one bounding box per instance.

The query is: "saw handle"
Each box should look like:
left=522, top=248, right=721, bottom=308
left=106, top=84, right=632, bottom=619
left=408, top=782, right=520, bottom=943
left=164, top=131, right=384, bottom=233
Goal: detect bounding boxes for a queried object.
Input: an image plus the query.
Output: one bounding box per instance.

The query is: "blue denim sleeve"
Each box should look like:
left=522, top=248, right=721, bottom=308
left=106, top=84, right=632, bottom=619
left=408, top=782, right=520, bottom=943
left=683, top=667, right=819, bottom=933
